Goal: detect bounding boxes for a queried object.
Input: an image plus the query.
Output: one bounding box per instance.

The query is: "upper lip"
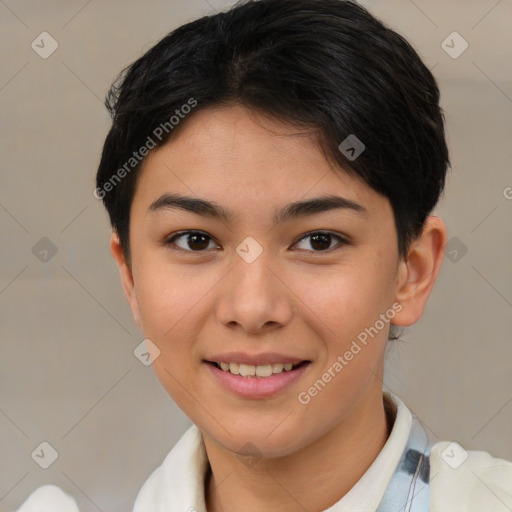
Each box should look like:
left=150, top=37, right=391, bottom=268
left=205, top=352, right=309, bottom=366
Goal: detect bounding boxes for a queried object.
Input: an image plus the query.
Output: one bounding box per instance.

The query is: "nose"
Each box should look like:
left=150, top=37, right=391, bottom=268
left=215, top=247, right=293, bottom=335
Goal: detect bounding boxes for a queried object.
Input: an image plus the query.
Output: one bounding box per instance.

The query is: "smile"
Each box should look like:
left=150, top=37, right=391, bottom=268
left=213, top=361, right=303, bottom=378
left=206, top=360, right=311, bottom=399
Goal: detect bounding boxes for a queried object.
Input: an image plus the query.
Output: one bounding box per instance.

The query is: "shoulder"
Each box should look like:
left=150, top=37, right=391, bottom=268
left=134, top=424, right=205, bottom=512
left=15, top=485, right=79, bottom=512
left=133, top=463, right=167, bottom=512
left=430, top=441, right=512, bottom=511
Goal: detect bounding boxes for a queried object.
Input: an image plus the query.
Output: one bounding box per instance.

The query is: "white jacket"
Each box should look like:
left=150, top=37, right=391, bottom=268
left=16, top=393, right=512, bottom=511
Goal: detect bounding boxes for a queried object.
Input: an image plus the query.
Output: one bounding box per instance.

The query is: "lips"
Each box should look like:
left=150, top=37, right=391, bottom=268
left=205, top=358, right=311, bottom=398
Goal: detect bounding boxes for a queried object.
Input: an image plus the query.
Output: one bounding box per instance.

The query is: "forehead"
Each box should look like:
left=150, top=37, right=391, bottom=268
left=132, top=104, right=388, bottom=220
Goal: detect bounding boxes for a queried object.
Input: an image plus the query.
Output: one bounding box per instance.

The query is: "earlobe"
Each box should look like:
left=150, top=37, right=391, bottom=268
left=109, top=231, right=142, bottom=329
left=392, top=216, right=447, bottom=327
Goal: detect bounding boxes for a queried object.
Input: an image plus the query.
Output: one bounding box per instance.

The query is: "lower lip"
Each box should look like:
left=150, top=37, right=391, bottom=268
left=205, top=362, right=311, bottom=399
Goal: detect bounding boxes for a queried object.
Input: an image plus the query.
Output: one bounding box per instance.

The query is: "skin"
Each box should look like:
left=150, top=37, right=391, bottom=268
left=110, top=104, right=447, bottom=511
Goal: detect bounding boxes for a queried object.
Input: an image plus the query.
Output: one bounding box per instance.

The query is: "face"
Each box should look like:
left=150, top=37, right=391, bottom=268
left=113, top=104, right=417, bottom=458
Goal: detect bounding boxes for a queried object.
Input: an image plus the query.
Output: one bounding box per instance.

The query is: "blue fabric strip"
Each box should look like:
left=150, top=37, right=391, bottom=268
left=376, top=414, right=432, bottom=512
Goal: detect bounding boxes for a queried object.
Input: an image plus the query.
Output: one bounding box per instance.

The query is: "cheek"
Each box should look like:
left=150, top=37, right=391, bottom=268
left=292, top=257, right=396, bottom=344
left=131, top=253, right=218, bottom=388
left=134, top=258, right=207, bottom=410
left=133, top=253, right=209, bottom=337
left=292, top=263, right=393, bottom=433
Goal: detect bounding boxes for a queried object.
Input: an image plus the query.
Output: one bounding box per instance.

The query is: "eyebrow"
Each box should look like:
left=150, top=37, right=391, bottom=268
left=148, top=193, right=367, bottom=224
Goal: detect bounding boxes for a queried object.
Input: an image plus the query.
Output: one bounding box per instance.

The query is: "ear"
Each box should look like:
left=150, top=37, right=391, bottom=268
left=109, top=231, right=142, bottom=329
left=392, top=216, right=447, bottom=327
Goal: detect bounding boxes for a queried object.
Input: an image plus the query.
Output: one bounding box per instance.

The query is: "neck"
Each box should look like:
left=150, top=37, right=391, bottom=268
left=204, top=390, right=391, bottom=512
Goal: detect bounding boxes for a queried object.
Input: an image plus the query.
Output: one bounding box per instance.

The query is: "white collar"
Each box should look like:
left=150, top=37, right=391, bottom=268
left=133, top=392, right=413, bottom=512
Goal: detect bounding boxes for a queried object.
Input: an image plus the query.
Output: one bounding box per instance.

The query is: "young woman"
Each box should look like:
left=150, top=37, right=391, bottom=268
left=16, top=0, right=512, bottom=510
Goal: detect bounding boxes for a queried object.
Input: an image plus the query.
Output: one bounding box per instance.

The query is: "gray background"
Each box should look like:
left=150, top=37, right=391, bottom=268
left=1, top=0, right=511, bottom=510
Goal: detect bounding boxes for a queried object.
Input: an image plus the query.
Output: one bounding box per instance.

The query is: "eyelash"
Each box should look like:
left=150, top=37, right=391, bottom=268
left=164, top=230, right=349, bottom=254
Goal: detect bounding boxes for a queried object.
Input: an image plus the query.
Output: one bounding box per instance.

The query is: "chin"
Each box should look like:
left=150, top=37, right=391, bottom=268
left=207, top=421, right=312, bottom=460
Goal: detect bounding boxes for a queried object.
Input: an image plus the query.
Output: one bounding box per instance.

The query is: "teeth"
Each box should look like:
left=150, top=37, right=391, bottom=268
left=239, top=364, right=256, bottom=377
left=256, top=364, right=273, bottom=377
left=217, top=361, right=300, bottom=377
left=272, top=363, right=284, bottom=374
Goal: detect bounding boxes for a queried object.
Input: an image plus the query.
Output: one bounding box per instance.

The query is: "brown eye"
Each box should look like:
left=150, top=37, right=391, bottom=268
left=167, top=231, right=218, bottom=251
left=293, top=232, right=347, bottom=252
